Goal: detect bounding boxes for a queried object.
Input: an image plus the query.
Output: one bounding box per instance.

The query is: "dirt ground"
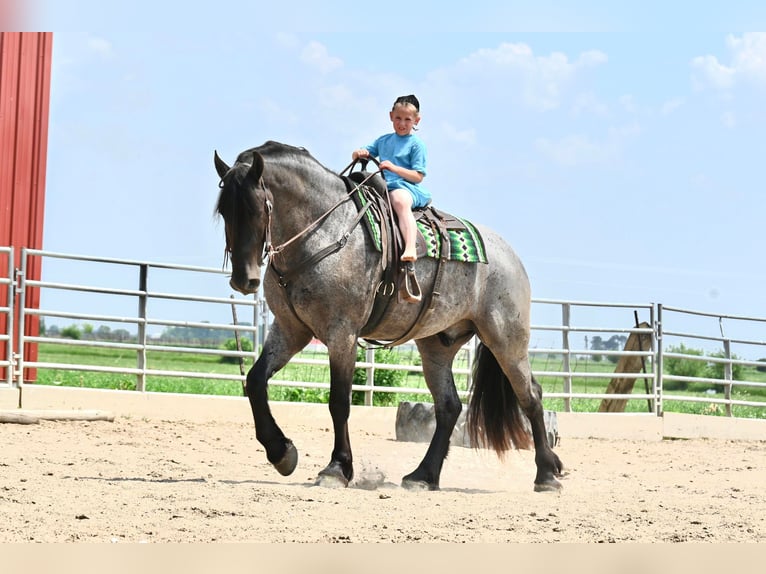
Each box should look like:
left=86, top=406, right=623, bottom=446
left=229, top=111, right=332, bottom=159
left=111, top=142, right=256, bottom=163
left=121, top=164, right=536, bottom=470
left=1, top=410, right=764, bottom=544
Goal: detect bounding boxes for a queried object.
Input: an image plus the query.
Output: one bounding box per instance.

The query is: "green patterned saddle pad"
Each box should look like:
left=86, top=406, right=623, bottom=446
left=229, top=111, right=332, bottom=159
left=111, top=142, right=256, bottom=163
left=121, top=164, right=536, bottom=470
left=355, top=188, right=488, bottom=264
left=414, top=212, right=488, bottom=263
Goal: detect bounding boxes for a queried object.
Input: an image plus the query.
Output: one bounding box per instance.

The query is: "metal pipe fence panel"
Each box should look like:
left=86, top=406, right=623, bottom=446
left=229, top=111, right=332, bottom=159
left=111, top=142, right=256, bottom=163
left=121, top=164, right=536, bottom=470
left=529, top=299, right=657, bottom=413
left=656, top=304, right=766, bottom=417
left=3, top=247, right=765, bottom=418
left=1, top=247, right=13, bottom=387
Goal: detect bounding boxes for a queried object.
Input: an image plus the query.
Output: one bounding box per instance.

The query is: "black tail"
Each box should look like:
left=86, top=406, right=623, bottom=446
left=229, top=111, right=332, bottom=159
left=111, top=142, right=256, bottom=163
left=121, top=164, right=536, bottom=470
left=467, top=342, right=533, bottom=455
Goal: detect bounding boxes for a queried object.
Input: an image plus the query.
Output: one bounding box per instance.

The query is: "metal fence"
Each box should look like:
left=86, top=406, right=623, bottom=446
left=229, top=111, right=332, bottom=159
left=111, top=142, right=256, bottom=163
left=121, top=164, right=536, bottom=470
left=1, top=247, right=13, bottom=387
left=529, top=299, right=657, bottom=412
left=2, top=247, right=765, bottom=417
left=657, top=305, right=766, bottom=416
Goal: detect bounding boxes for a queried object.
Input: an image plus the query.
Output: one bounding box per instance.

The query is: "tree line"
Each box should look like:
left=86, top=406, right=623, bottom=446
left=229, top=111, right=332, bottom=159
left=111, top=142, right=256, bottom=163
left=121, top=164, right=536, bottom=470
left=40, top=319, right=253, bottom=347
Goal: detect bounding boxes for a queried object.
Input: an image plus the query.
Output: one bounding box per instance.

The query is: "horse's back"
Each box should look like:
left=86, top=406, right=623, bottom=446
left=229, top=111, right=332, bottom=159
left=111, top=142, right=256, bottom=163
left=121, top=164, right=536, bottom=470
left=474, top=223, right=531, bottom=296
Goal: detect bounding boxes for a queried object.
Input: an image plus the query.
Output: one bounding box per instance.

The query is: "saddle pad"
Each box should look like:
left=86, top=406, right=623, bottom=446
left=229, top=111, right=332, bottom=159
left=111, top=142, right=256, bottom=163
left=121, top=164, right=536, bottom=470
left=353, top=187, right=488, bottom=264
left=416, top=216, right=488, bottom=264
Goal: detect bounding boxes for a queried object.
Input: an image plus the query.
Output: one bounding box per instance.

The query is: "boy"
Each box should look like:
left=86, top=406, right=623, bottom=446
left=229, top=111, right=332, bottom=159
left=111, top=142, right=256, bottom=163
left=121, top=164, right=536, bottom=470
left=352, top=94, right=430, bottom=266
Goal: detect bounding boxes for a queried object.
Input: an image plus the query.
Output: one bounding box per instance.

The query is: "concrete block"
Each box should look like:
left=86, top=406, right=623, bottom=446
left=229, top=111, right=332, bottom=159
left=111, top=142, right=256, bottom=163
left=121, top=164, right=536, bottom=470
left=395, top=401, right=559, bottom=448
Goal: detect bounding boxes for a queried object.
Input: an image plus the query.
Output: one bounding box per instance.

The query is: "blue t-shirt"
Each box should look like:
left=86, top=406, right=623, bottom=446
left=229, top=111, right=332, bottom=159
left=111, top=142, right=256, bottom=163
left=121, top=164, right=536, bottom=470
left=364, top=133, right=431, bottom=208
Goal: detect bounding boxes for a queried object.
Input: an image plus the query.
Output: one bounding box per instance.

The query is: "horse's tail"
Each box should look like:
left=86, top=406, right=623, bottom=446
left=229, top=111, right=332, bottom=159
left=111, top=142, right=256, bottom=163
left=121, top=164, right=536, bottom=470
left=466, top=342, right=533, bottom=455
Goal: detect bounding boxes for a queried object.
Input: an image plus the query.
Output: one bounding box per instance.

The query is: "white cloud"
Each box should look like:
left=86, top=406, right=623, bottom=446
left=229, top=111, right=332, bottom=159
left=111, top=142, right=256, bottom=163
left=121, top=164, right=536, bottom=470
left=441, top=122, right=477, bottom=146
left=571, top=92, right=609, bottom=117
left=87, top=37, right=114, bottom=60
left=257, top=98, right=299, bottom=125
left=456, top=42, right=608, bottom=111
left=535, top=134, right=612, bottom=167
left=576, top=50, right=609, bottom=68
left=275, top=33, right=300, bottom=49
left=608, top=121, right=642, bottom=138
left=317, top=84, right=355, bottom=109
left=619, top=94, right=636, bottom=113
left=660, top=97, right=684, bottom=116
left=691, top=54, right=736, bottom=90
left=300, top=41, right=343, bottom=74
left=721, top=110, right=737, bottom=128
left=536, top=122, right=640, bottom=167
left=727, top=32, right=766, bottom=84
left=691, top=32, right=766, bottom=91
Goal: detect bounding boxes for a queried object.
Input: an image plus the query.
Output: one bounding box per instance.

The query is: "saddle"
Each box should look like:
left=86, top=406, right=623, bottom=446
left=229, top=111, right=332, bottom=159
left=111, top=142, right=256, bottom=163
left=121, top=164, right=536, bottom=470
left=344, top=170, right=486, bottom=347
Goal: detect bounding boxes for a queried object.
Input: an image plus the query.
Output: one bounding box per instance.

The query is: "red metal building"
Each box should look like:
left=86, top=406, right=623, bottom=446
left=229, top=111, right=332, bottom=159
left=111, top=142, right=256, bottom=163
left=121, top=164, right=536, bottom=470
left=0, top=32, right=53, bottom=382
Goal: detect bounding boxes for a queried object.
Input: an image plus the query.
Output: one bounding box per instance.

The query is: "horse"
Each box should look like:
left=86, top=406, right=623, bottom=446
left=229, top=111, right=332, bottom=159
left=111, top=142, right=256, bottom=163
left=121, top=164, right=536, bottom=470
left=213, top=140, right=563, bottom=492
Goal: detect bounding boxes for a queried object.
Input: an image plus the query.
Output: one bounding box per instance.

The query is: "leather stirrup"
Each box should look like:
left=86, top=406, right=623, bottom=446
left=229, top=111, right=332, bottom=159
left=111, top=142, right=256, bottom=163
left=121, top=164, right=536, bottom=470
left=399, top=261, right=422, bottom=304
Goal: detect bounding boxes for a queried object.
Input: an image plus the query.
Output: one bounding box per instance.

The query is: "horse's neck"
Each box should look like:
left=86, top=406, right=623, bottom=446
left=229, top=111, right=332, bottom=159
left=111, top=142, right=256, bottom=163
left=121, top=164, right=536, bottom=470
left=267, top=167, right=352, bottom=246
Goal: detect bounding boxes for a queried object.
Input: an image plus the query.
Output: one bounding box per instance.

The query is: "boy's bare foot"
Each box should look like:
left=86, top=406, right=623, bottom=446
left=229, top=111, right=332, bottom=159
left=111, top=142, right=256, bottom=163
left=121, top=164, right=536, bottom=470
left=401, top=252, right=417, bottom=262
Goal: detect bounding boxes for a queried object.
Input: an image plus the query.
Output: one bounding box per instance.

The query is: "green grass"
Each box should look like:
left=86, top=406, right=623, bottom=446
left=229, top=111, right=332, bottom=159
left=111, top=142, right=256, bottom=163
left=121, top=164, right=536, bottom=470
left=28, top=342, right=766, bottom=418
left=531, top=354, right=766, bottom=419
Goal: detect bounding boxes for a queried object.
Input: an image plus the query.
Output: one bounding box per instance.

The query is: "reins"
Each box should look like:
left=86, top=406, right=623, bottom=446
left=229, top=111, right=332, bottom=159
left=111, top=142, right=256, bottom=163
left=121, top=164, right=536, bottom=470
left=266, top=159, right=384, bottom=287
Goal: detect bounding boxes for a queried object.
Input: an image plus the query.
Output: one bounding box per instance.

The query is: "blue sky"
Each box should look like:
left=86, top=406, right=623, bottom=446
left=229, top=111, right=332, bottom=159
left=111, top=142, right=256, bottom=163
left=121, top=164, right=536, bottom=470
left=17, top=2, right=766, bottom=343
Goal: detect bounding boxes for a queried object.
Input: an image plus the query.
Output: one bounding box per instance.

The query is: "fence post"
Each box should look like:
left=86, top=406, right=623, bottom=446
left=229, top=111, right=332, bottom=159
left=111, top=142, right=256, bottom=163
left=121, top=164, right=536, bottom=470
left=466, top=338, right=475, bottom=391
left=136, top=264, right=148, bottom=392
left=256, top=297, right=269, bottom=352
left=649, top=304, right=658, bottom=415
left=2, top=248, right=14, bottom=387
left=14, top=251, right=28, bottom=387
left=723, top=338, right=733, bottom=417
left=655, top=304, right=664, bottom=416
left=562, top=303, right=572, bottom=412
left=365, top=346, right=375, bottom=406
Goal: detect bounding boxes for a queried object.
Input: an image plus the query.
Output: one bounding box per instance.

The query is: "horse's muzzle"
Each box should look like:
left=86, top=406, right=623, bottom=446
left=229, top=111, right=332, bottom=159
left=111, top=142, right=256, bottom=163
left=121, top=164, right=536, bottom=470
left=230, top=276, right=260, bottom=295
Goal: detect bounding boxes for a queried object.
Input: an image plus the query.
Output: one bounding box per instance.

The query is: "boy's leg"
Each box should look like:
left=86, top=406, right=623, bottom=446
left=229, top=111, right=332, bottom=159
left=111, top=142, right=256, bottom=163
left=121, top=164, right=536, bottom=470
left=389, top=189, right=417, bottom=261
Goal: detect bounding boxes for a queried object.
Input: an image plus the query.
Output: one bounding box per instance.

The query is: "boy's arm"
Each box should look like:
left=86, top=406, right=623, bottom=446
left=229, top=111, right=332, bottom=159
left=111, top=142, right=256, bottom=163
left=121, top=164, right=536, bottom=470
left=379, top=161, right=424, bottom=183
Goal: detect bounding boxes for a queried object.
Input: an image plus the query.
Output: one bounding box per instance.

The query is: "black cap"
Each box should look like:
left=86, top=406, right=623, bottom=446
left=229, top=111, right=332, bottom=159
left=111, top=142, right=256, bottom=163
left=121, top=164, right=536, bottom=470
left=394, top=94, right=420, bottom=111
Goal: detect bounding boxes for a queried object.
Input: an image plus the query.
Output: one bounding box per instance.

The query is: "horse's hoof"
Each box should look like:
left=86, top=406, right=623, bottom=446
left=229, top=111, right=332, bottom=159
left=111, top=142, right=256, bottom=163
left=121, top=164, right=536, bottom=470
left=315, top=473, right=349, bottom=489
left=401, top=479, right=436, bottom=492
left=273, top=441, right=298, bottom=476
left=534, top=479, right=563, bottom=492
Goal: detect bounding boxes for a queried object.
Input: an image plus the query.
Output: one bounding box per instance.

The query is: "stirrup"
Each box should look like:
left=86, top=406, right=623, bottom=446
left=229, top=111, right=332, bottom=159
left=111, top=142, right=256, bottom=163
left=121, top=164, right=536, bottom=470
left=399, top=261, right=422, bottom=304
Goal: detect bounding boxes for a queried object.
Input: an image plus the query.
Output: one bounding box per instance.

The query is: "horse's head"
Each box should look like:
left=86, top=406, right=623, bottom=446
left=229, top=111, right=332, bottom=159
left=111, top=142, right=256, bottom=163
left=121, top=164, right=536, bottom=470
left=214, top=150, right=273, bottom=295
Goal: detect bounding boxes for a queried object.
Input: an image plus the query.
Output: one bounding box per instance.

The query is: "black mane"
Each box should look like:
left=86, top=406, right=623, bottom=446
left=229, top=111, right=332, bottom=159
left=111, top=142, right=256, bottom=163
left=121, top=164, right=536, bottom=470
left=215, top=141, right=335, bottom=222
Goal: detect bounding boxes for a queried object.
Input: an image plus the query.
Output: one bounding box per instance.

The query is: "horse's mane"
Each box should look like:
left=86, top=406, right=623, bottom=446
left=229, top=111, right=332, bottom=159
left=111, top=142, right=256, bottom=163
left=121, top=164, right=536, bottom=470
left=216, top=141, right=341, bottom=220
left=236, top=141, right=337, bottom=178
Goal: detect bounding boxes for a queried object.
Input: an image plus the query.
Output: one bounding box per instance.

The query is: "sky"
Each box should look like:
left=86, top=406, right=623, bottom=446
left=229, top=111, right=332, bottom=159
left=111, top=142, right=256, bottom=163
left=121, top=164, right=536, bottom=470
left=10, top=1, right=766, bottom=346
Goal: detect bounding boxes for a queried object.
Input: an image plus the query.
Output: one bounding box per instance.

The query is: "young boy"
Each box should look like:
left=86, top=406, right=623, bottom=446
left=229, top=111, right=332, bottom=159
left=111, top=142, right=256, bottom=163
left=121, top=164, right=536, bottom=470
left=352, top=94, right=431, bottom=265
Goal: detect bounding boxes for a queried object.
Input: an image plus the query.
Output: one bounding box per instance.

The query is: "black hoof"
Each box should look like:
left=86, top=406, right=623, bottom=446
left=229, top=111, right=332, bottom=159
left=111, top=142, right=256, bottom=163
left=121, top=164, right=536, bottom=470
left=315, top=473, right=349, bottom=488
left=534, top=478, right=563, bottom=492
left=315, top=460, right=352, bottom=488
left=401, top=478, right=436, bottom=491
left=273, top=441, right=298, bottom=476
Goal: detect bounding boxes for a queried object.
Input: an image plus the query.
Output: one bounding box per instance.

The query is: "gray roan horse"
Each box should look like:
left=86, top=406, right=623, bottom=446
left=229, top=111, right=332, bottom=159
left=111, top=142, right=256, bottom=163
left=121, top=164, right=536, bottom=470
left=214, top=140, right=563, bottom=492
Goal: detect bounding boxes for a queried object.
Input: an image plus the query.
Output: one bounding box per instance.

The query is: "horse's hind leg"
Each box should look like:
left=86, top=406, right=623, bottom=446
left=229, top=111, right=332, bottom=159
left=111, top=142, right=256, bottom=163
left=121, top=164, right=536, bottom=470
left=500, top=356, right=563, bottom=491
left=247, top=321, right=312, bottom=477
left=401, top=332, right=473, bottom=491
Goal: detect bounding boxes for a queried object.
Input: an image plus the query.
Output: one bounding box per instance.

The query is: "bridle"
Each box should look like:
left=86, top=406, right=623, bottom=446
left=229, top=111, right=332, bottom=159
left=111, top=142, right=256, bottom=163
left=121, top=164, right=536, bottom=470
left=219, top=178, right=273, bottom=270
left=221, top=158, right=383, bottom=289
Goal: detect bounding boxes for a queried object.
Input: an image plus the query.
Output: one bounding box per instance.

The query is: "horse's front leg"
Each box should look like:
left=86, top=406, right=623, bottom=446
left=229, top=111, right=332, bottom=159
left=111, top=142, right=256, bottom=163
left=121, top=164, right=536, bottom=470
left=247, top=322, right=312, bottom=477
left=315, top=336, right=358, bottom=488
left=401, top=334, right=471, bottom=491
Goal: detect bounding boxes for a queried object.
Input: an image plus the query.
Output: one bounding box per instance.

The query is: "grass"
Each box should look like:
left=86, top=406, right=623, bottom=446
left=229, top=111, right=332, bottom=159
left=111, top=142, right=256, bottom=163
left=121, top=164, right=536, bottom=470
left=27, top=341, right=766, bottom=418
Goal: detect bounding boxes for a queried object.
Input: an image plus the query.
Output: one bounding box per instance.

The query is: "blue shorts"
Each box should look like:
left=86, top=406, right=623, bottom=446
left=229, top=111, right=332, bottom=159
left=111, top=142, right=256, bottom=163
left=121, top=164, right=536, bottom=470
left=389, top=181, right=431, bottom=209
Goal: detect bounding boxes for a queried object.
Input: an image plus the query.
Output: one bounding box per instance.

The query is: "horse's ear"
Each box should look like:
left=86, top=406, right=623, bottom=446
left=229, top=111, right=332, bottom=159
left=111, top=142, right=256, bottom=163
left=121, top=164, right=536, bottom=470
left=245, top=152, right=265, bottom=186
left=214, top=150, right=230, bottom=179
